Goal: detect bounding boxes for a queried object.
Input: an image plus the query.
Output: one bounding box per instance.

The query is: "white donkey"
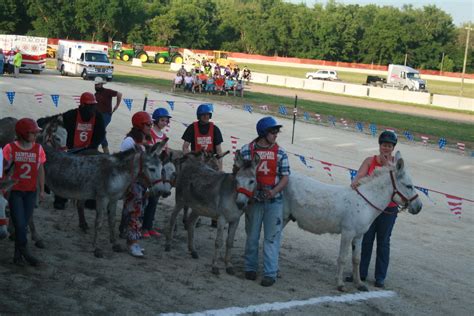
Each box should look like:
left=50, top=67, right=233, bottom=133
left=283, top=151, right=422, bottom=291
left=0, top=168, right=17, bottom=240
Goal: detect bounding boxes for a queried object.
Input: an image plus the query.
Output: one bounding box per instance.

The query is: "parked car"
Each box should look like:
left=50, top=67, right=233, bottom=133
left=306, top=70, right=338, bottom=81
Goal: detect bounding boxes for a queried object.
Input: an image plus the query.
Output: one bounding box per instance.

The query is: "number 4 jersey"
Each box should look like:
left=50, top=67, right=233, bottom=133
left=2, top=142, right=46, bottom=191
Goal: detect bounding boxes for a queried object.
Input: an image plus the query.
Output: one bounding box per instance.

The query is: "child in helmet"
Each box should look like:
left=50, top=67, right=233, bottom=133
left=119, top=111, right=153, bottom=257
left=141, top=108, right=172, bottom=238
left=347, top=130, right=399, bottom=288
left=2, top=118, right=46, bottom=266
left=240, top=116, right=290, bottom=287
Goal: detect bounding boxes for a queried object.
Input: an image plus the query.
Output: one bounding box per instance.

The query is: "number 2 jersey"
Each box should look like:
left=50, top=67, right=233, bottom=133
left=2, top=141, right=46, bottom=191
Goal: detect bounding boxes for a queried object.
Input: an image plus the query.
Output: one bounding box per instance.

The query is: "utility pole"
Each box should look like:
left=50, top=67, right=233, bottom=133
left=460, top=24, right=472, bottom=97
left=404, top=53, right=408, bottom=66
left=440, top=52, right=445, bottom=74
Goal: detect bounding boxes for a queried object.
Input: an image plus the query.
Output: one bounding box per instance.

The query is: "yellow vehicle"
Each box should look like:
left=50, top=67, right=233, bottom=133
left=212, top=50, right=234, bottom=68
left=47, top=45, right=56, bottom=58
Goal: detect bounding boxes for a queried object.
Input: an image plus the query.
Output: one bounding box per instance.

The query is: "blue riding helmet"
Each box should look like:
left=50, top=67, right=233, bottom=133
left=196, top=103, right=213, bottom=119
left=378, top=130, right=398, bottom=146
left=152, top=107, right=172, bottom=120
left=257, top=116, right=282, bottom=137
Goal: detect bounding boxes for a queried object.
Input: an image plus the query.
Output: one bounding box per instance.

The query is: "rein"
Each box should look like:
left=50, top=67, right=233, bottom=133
left=355, top=170, right=419, bottom=214
left=0, top=217, right=8, bottom=226
left=236, top=187, right=254, bottom=198
left=130, top=152, right=163, bottom=190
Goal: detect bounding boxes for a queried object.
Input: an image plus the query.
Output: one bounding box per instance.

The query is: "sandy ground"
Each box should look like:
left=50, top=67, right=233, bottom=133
left=0, top=71, right=473, bottom=315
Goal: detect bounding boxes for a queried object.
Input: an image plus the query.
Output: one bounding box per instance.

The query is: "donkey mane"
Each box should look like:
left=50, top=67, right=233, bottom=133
left=357, top=165, right=394, bottom=185
left=109, top=148, right=139, bottom=168
left=37, top=113, right=63, bottom=128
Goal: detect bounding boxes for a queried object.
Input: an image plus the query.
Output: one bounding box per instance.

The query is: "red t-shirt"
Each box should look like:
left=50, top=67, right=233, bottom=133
left=3, top=142, right=46, bottom=191
left=368, top=155, right=397, bottom=208
left=95, top=88, right=118, bottom=113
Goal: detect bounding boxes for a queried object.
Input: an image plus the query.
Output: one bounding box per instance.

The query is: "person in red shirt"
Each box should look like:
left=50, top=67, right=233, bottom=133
left=347, top=131, right=399, bottom=288
left=94, top=77, right=122, bottom=154
left=2, top=118, right=46, bottom=266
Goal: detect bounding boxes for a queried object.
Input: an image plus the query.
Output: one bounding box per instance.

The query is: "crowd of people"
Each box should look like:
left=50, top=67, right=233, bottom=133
left=0, top=48, right=22, bottom=78
left=172, top=62, right=251, bottom=97
left=2, top=71, right=402, bottom=288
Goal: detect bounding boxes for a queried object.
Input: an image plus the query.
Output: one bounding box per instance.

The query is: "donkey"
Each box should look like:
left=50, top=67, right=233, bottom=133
left=170, top=149, right=230, bottom=230
left=43, top=140, right=170, bottom=257
left=165, top=150, right=259, bottom=275
left=0, top=168, right=17, bottom=240
left=282, top=151, right=422, bottom=291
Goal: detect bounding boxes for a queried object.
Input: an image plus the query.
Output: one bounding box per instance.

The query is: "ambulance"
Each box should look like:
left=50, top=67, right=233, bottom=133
left=0, top=34, right=47, bottom=73
left=56, top=40, right=114, bottom=80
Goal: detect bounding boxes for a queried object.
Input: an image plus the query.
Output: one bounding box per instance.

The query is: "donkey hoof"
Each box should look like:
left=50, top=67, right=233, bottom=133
left=191, top=251, right=199, bottom=259
left=35, top=240, right=45, bottom=249
left=211, top=267, right=220, bottom=275
left=357, top=285, right=369, bottom=292
left=226, top=267, right=235, bottom=275
left=165, top=245, right=171, bottom=252
left=112, top=244, right=123, bottom=252
left=94, top=249, right=104, bottom=258
left=337, top=285, right=346, bottom=292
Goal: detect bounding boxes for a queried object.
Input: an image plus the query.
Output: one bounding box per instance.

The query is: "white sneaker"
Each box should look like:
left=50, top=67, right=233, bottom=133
left=129, top=243, right=144, bottom=257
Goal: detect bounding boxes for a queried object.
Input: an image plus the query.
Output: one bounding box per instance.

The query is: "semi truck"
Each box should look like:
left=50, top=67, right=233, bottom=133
left=0, top=34, right=47, bottom=74
left=56, top=40, right=113, bottom=80
left=366, top=64, right=427, bottom=92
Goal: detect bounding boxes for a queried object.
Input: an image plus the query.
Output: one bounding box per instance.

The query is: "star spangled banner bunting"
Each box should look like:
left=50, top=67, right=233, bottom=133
left=445, top=194, right=462, bottom=218
left=278, top=105, right=288, bottom=115
left=415, top=185, right=435, bottom=203
left=369, top=123, right=377, bottom=137
left=6, top=91, right=15, bottom=105
left=328, top=116, right=336, bottom=126
left=421, top=136, right=429, bottom=145
left=260, top=105, right=269, bottom=111
left=349, top=169, right=358, bottom=181
left=438, top=138, right=447, bottom=149
left=166, top=100, right=175, bottom=111
left=72, top=95, right=81, bottom=106
left=296, top=154, right=313, bottom=168
left=404, top=131, right=414, bottom=141
left=356, top=122, right=364, bottom=132
left=34, top=93, right=43, bottom=104
left=51, top=94, right=59, bottom=107
left=340, top=118, right=348, bottom=128
left=304, top=112, right=310, bottom=121
left=123, top=98, right=133, bottom=111
left=230, top=136, right=239, bottom=155
left=320, top=161, right=333, bottom=180
left=457, top=143, right=465, bottom=154
left=244, top=104, right=253, bottom=113
left=314, top=113, right=321, bottom=121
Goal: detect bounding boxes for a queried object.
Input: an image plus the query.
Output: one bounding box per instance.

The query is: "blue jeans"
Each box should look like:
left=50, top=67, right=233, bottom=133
left=360, top=206, right=398, bottom=284
left=9, top=191, right=37, bottom=247
left=100, top=112, right=112, bottom=147
left=0, top=60, right=4, bottom=75
left=244, top=197, right=283, bottom=279
left=142, top=195, right=159, bottom=230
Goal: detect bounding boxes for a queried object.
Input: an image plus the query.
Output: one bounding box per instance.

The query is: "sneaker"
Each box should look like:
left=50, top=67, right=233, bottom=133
left=142, top=231, right=151, bottom=238
left=245, top=271, right=257, bottom=280
left=148, top=230, right=161, bottom=237
left=129, top=244, right=144, bottom=257
left=261, top=276, right=276, bottom=287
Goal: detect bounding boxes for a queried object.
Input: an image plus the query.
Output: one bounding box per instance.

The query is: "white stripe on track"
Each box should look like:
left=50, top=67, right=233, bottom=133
left=160, top=290, right=396, bottom=316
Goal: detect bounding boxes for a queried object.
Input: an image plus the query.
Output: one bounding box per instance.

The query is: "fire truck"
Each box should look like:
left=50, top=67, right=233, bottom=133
left=0, top=34, right=47, bottom=74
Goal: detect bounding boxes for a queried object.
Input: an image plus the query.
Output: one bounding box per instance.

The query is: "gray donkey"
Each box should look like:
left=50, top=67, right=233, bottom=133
left=165, top=150, right=259, bottom=275
left=43, top=140, right=170, bottom=257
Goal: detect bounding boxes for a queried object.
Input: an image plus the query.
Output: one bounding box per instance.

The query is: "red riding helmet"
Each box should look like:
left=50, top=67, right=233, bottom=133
left=79, top=92, right=97, bottom=107
left=15, top=118, right=42, bottom=140
left=132, top=111, right=152, bottom=130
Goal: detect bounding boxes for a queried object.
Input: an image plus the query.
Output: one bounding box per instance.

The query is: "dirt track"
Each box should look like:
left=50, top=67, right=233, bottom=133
left=115, top=64, right=473, bottom=124
left=0, top=71, right=473, bottom=315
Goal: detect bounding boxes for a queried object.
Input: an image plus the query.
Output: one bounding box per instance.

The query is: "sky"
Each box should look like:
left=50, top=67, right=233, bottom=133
left=289, top=0, right=473, bottom=26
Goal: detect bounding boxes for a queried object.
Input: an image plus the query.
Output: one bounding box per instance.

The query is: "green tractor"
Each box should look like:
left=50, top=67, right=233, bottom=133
left=110, top=41, right=149, bottom=63
left=154, top=46, right=183, bottom=64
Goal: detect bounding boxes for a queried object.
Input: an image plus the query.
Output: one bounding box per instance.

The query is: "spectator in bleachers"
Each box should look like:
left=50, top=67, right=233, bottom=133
left=206, top=76, right=216, bottom=94
left=172, top=73, right=183, bottom=92
left=232, top=65, right=240, bottom=79
left=178, top=65, right=186, bottom=77
left=184, top=72, right=194, bottom=92
left=225, top=77, right=235, bottom=95
left=234, top=80, right=244, bottom=97
left=215, top=75, right=225, bottom=94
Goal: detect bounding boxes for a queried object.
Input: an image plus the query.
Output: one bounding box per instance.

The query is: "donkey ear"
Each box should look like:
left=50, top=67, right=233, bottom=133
left=233, top=150, right=243, bottom=168
left=150, top=138, right=169, bottom=156
left=395, top=151, right=404, bottom=172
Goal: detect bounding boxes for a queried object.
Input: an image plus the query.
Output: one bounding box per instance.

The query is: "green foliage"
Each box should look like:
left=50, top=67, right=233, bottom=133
left=5, top=0, right=473, bottom=73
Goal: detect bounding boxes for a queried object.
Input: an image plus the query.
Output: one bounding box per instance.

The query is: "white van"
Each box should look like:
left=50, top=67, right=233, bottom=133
left=56, top=40, right=113, bottom=80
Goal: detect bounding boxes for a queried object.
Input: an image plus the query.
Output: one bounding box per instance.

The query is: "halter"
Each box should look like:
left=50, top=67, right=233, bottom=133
left=355, top=170, right=419, bottom=214
left=236, top=187, right=254, bottom=198
left=0, top=217, right=8, bottom=226
left=130, top=151, right=163, bottom=190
